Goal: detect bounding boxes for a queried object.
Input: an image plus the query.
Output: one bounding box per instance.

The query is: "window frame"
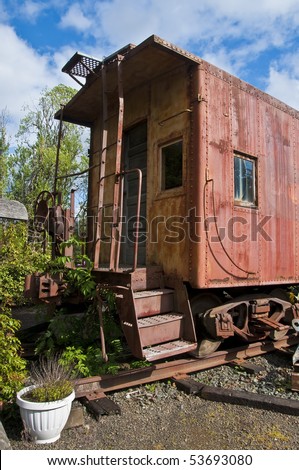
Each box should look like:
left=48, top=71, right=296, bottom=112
left=234, top=152, right=257, bottom=208
left=160, top=138, right=183, bottom=192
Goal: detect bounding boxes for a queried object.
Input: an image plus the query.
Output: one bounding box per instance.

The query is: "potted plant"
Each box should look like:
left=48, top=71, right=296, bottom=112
left=16, top=355, right=75, bottom=444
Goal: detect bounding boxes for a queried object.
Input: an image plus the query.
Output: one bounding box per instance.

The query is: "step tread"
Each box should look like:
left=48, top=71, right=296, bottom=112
left=143, top=340, right=197, bottom=361
left=138, top=313, right=183, bottom=327
left=134, top=288, right=174, bottom=299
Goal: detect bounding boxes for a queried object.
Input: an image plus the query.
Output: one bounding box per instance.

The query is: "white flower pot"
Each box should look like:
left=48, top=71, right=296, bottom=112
left=16, top=385, right=75, bottom=444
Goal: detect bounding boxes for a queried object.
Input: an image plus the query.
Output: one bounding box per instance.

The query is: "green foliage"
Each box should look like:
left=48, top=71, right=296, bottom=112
left=130, top=359, right=151, bottom=369
left=35, top=302, right=125, bottom=377
left=47, top=239, right=97, bottom=301
left=59, top=345, right=106, bottom=377
left=145, top=383, right=158, bottom=393
left=65, top=256, right=96, bottom=300
left=59, top=344, right=125, bottom=377
left=7, top=85, right=88, bottom=216
left=288, top=286, right=299, bottom=304
left=0, top=311, right=28, bottom=402
left=0, top=222, right=49, bottom=306
left=35, top=305, right=102, bottom=355
left=23, top=380, right=73, bottom=402
left=36, top=239, right=124, bottom=375
left=0, top=222, right=49, bottom=403
left=35, top=245, right=126, bottom=377
left=22, top=355, right=73, bottom=402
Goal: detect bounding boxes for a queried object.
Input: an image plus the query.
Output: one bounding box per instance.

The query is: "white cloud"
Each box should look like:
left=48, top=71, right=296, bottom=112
left=84, top=0, right=299, bottom=108
left=89, top=0, right=299, bottom=52
left=264, top=50, right=299, bottom=109
left=59, top=3, right=92, bottom=32
left=266, top=67, right=299, bottom=111
left=0, top=24, right=59, bottom=142
left=20, top=1, right=47, bottom=22
left=1, top=0, right=299, bottom=145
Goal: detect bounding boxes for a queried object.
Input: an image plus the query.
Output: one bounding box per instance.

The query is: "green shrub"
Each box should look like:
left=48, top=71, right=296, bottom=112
left=0, top=310, right=28, bottom=402
left=0, top=222, right=49, bottom=305
left=0, top=222, right=49, bottom=403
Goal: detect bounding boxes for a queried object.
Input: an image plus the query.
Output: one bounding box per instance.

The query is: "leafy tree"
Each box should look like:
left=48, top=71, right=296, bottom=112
left=8, top=85, right=88, bottom=217
left=0, top=109, right=9, bottom=197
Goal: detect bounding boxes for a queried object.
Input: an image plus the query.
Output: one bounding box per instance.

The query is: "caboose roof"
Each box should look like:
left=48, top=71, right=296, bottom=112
left=57, top=34, right=298, bottom=126
left=56, top=35, right=202, bottom=126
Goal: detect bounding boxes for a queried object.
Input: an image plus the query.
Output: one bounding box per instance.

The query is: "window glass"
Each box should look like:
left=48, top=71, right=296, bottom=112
left=234, top=154, right=256, bottom=206
left=161, top=140, right=183, bottom=190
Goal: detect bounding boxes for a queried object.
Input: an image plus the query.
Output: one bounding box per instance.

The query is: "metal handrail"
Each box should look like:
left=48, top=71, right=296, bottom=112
left=96, top=167, right=143, bottom=272
left=117, top=168, right=142, bottom=272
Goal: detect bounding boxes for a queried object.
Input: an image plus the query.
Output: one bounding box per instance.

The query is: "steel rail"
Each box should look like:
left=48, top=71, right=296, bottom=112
left=75, top=334, right=299, bottom=397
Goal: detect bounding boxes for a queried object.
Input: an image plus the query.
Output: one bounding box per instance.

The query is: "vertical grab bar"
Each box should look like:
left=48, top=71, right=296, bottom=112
left=116, top=168, right=142, bottom=272
left=96, top=168, right=142, bottom=272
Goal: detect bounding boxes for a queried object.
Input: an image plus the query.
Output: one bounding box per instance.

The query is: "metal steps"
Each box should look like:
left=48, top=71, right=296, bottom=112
left=101, top=270, right=197, bottom=361
left=138, top=313, right=184, bottom=346
left=143, top=339, right=198, bottom=362
left=129, top=286, right=197, bottom=360
left=134, top=288, right=174, bottom=317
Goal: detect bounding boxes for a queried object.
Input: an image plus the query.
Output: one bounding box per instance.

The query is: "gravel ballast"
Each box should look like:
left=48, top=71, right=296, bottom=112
left=4, top=350, right=299, bottom=450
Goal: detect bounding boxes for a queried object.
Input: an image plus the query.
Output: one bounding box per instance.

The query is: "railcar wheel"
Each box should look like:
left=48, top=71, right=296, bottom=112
left=191, top=338, right=222, bottom=358
left=190, top=293, right=222, bottom=358
left=268, top=289, right=290, bottom=340
left=268, top=328, right=289, bottom=340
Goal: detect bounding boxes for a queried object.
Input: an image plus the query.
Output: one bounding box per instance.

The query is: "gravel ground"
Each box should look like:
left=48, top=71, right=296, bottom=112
left=4, top=350, right=299, bottom=450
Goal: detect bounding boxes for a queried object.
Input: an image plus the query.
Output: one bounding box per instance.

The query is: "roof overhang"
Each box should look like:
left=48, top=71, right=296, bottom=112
left=55, top=35, right=201, bottom=127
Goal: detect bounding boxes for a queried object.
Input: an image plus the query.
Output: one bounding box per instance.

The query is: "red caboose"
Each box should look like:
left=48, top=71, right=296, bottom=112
left=29, top=35, right=299, bottom=360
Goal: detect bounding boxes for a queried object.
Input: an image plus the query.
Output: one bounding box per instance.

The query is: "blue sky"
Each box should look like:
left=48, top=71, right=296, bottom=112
left=1, top=0, right=299, bottom=142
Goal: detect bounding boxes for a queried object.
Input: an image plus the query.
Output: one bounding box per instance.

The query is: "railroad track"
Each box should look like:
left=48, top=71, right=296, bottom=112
left=70, top=334, right=299, bottom=421
left=75, top=333, right=299, bottom=397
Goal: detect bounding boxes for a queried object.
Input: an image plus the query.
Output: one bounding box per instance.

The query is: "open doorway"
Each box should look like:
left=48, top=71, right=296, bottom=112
left=121, top=121, right=147, bottom=266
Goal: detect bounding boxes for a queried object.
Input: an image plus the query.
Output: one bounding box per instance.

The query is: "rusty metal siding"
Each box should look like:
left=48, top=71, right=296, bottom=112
left=258, top=103, right=297, bottom=283
left=203, top=66, right=236, bottom=284
left=75, top=36, right=299, bottom=289
left=146, top=66, right=190, bottom=279
left=189, top=62, right=299, bottom=289
left=230, top=85, right=261, bottom=283
left=295, top=115, right=299, bottom=279
left=88, top=59, right=191, bottom=274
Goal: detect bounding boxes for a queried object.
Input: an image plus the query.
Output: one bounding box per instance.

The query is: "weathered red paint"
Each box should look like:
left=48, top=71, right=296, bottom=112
left=189, top=58, right=298, bottom=289
left=26, top=36, right=299, bottom=361
left=58, top=35, right=299, bottom=291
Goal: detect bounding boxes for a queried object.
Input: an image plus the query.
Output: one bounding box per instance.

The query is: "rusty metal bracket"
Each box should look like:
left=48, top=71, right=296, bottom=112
left=253, top=316, right=289, bottom=331
left=215, top=312, right=234, bottom=338
left=24, top=273, right=66, bottom=301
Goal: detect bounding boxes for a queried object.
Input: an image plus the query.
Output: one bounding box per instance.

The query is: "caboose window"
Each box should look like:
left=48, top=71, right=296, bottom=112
left=161, top=140, right=183, bottom=190
left=234, top=154, right=256, bottom=206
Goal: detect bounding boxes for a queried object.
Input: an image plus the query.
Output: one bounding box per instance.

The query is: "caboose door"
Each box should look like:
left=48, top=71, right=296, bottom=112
left=121, top=121, right=147, bottom=267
